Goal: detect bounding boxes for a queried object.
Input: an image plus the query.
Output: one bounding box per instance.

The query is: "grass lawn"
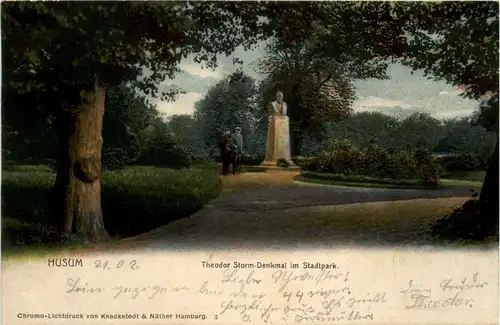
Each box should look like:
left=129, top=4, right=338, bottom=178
left=443, top=170, right=486, bottom=182
left=2, top=163, right=222, bottom=251
left=192, top=162, right=269, bottom=173
left=286, top=197, right=495, bottom=247
left=296, top=172, right=483, bottom=190
left=440, top=178, right=483, bottom=189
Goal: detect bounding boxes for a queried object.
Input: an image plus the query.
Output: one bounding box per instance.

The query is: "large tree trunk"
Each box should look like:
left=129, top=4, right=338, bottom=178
left=479, top=135, right=499, bottom=229
left=54, top=77, right=109, bottom=243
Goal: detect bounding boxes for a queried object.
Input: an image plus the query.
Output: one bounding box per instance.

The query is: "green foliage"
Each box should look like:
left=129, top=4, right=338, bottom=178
left=278, top=2, right=498, bottom=105
left=362, top=144, right=392, bottom=178
left=240, top=153, right=265, bottom=166
left=2, top=165, right=221, bottom=246
left=211, top=152, right=264, bottom=166
left=393, top=2, right=498, bottom=102
left=137, top=124, right=193, bottom=169
left=3, top=82, right=165, bottom=171
left=474, top=96, right=499, bottom=133
left=318, top=139, right=364, bottom=175
left=413, top=148, right=439, bottom=185
left=301, top=171, right=430, bottom=187
left=294, top=156, right=321, bottom=172
left=292, top=156, right=306, bottom=166
left=267, top=2, right=396, bottom=82
left=307, top=139, right=439, bottom=185
left=194, top=70, right=258, bottom=154
left=304, top=112, right=496, bottom=168
left=2, top=218, right=80, bottom=247
left=166, top=114, right=205, bottom=157
left=398, top=113, right=444, bottom=152
left=276, top=158, right=291, bottom=168
left=437, top=154, right=483, bottom=172
left=1, top=2, right=297, bottom=182
left=102, top=84, right=159, bottom=169
left=255, top=36, right=363, bottom=153
left=387, top=151, right=419, bottom=180
left=2, top=113, right=58, bottom=167
left=270, top=2, right=498, bottom=138
left=2, top=2, right=283, bottom=104
left=437, top=117, right=497, bottom=165
left=101, top=166, right=220, bottom=237
left=320, top=112, right=401, bottom=153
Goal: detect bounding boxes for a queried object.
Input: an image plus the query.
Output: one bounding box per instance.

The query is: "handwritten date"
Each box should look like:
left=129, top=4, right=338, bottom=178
left=94, top=259, right=138, bottom=271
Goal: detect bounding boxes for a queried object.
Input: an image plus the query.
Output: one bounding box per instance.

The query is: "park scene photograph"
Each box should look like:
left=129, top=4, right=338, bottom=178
left=2, top=1, right=498, bottom=254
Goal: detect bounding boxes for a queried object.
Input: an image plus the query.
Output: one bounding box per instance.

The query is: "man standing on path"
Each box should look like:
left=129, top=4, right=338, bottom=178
left=219, top=130, right=233, bottom=176
left=232, top=126, right=244, bottom=174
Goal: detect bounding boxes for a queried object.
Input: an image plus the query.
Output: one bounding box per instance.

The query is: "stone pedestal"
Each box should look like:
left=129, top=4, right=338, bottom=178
left=260, top=115, right=295, bottom=167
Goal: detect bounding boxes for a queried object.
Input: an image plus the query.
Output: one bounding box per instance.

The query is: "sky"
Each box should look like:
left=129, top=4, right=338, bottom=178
left=155, top=42, right=480, bottom=121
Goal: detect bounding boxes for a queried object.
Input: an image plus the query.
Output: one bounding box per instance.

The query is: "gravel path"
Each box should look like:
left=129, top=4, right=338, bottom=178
left=114, top=172, right=480, bottom=251
left=212, top=183, right=476, bottom=213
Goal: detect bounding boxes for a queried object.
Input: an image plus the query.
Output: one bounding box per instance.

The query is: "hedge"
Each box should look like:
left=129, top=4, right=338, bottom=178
left=293, top=139, right=439, bottom=185
left=2, top=165, right=221, bottom=247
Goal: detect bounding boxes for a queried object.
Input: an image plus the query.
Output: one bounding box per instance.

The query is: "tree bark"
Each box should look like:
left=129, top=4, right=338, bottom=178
left=54, top=111, right=73, bottom=232
left=54, top=77, right=109, bottom=243
left=479, top=135, right=499, bottom=229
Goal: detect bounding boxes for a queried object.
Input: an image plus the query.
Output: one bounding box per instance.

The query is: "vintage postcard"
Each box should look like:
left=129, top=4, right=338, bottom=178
left=2, top=1, right=498, bottom=324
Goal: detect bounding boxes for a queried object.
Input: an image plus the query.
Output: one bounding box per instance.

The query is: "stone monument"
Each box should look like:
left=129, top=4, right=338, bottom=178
left=260, top=90, right=295, bottom=167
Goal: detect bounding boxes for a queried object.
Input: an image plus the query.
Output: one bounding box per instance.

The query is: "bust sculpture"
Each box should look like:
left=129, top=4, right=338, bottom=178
left=260, top=89, right=294, bottom=167
left=267, top=90, right=288, bottom=116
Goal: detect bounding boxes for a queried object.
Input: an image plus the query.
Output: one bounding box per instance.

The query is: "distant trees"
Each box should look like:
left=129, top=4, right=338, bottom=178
left=193, top=70, right=259, bottom=157
left=302, top=112, right=496, bottom=163
left=102, top=84, right=159, bottom=169
left=165, top=114, right=205, bottom=157
left=253, top=30, right=389, bottom=155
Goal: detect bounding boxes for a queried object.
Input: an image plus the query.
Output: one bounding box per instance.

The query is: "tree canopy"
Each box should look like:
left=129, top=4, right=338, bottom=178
left=3, top=1, right=498, bottom=241
left=193, top=70, right=258, bottom=155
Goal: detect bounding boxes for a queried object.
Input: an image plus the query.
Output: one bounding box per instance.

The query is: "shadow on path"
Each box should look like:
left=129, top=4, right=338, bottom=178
left=114, top=172, right=492, bottom=251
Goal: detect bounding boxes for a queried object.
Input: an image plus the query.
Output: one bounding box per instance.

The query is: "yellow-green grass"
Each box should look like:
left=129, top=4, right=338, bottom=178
left=295, top=175, right=482, bottom=190
left=440, top=178, right=483, bottom=188
left=443, top=170, right=486, bottom=182
left=282, top=197, right=495, bottom=247
left=289, top=197, right=467, bottom=229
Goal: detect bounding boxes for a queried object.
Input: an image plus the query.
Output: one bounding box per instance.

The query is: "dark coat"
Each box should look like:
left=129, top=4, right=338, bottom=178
left=219, top=134, right=233, bottom=155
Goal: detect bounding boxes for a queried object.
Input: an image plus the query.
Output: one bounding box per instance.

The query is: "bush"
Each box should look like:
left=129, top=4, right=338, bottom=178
left=300, top=171, right=428, bottom=187
left=101, top=166, right=221, bottom=237
left=315, top=139, right=364, bottom=174
left=211, top=153, right=264, bottom=166
left=360, top=144, right=390, bottom=178
left=102, top=146, right=141, bottom=170
left=292, top=156, right=305, bottom=165
left=386, top=151, right=418, bottom=179
left=304, top=139, right=440, bottom=185
left=241, top=153, right=264, bottom=166
left=413, top=148, right=439, bottom=185
left=137, top=136, right=193, bottom=168
left=2, top=164, right=222, bottom=246
left=191, top=154, right=214, bottom=164
left=439, top=153, right=482, bottom=172
left=277, top=158, right=290, bottom=168
left=294, top=156, right=321, bottom=171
